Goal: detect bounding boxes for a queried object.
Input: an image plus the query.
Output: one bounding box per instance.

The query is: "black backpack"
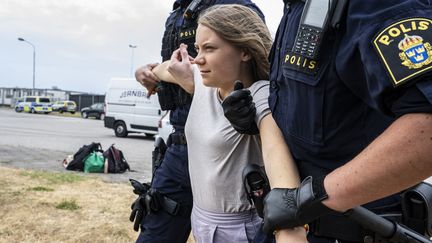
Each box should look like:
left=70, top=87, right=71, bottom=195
left=66, top=142, right=103, bottom=171
left=103, top=144, right=130, bottom=173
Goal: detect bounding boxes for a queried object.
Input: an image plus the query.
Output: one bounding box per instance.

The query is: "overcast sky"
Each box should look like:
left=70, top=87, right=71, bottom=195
left=0, top=0, right=283, bottom=94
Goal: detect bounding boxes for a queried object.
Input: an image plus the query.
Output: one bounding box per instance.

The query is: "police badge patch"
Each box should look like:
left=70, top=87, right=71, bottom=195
left=373, top=18, right=432, bottom=86
left=179, top=27, right=196, bottom=42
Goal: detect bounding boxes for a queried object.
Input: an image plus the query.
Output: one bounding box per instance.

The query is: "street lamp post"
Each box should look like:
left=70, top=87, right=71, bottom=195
left=18, top=37, right=36, bottom=95
left=129, top=44, right=137, bottom=77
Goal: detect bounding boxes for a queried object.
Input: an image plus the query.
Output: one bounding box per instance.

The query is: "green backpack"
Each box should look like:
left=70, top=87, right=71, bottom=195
left=83, top=152, right=105, bottom=173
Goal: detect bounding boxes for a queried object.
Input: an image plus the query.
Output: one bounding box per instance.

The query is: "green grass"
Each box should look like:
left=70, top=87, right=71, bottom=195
left=10, top=191, right=22, bottom=197
left=99, top=207, right=112, bottom=214
left=19, top=170, right=88, bottom=184
left=56, top=199, right=80, bottom=210
left=29, top=186, right=54, bottom=192
left=39, top=202, right=52, bottom=207
left=0, top=229, right=12, bottom=236
left=113, top=229, right=131, bottom=239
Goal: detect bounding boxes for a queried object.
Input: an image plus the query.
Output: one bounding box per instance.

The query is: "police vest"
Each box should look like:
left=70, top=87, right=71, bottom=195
left=158, top=0, right=214, bottom=111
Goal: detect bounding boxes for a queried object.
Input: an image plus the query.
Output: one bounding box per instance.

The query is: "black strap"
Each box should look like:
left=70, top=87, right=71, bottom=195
left=169, top=133, right=187, bottom=145
left=143, top=189, right=191, bottom=218
left=160, top=195, right=192, bottom=217
left=310, top=213, right=366, bottom=241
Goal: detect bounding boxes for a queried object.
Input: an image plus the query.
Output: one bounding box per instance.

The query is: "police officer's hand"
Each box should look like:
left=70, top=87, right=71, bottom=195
left=263, top=176, right=335, bottom=234
left=129, top=195, right=146, bottom=232
left=135, top=63, right=160, bottom=97
left=221, top=81, right=259, bottom=135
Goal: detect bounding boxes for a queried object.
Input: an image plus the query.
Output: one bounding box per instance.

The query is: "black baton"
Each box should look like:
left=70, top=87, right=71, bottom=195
left=345, top=206, right=431, bottom=243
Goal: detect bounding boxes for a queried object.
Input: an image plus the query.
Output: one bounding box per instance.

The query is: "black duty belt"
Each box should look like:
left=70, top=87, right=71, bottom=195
left=169, top=133, right=187, bottom=145
left=160, top=194, right=192, bottom=218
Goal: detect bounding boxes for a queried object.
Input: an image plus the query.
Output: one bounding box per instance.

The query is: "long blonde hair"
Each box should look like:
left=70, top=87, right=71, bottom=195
left=198, top=4, right=272, bottom=82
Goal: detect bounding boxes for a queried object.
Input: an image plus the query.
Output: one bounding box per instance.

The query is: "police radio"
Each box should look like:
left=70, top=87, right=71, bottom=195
left=184, top=0, right=203, bottom=20
left=293, top=0, right=335, bottom=59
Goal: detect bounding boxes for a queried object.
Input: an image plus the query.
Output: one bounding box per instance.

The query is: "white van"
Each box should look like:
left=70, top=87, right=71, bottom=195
left=104, top=77, right=162, bottom=137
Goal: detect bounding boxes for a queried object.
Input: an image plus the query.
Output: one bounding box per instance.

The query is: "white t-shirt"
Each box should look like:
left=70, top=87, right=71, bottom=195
left=185, top=65, right=270, bottom=213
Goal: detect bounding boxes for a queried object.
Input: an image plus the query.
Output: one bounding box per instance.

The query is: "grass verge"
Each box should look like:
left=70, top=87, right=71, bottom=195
left=0, top=167, right=137, bottom=242
left=0, top=167, right=195, bottom=243
left=19, top=170, right=87, bottom=184
left=56, top=199, right=81, bottom=210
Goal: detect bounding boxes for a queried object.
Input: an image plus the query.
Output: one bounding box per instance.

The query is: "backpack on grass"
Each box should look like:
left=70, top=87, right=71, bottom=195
left=103, top=144, right=131, bottom=173
left=66, top=142, right=103, bottom=171
left=83, top=152, right=105, bottom=173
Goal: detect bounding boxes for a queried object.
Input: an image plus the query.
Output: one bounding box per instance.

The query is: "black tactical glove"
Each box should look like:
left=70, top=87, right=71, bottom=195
left=222, top=80, right=259, bottom=135
left=129, top=179, right=151, bottom=232
left=144, top=188, right=162, bottom=212
left=263, top=176, right=335, bottom=233
left=130, top=195, right=146, bottom=232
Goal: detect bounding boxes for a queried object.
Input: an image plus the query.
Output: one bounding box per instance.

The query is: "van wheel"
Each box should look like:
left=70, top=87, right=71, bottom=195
left=15, top=107, right=22, bottom=112
left=98, top=113, right=105, bottom=120
left=114, top=122, right=128, bottom=137
left=81, top=112, right=88, bottom=118
left=59, top=109, right=64, bottom=114
left=31, top=108, right=35, bottom=113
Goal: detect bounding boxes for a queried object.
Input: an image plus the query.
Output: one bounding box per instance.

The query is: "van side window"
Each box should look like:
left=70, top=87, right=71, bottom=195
left=26, top=98, right=36, bottom=102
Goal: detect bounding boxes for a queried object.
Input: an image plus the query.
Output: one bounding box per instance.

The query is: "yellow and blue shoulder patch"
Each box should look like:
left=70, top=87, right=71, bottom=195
left=373, top=18, right=432, bottom=86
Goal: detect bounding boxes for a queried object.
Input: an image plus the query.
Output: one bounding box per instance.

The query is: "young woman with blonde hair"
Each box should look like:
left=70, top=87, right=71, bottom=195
left=153, top=4, right=306, bottom=242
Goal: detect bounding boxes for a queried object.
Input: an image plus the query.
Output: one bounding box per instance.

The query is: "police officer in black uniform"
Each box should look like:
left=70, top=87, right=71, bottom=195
left=222, top=0, right=432, bottom=242
left=132, top=1, right=264, bottom=242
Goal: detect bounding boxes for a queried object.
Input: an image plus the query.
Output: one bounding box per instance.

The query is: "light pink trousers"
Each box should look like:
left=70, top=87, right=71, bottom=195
left=191, top=204, right=262, bottom=243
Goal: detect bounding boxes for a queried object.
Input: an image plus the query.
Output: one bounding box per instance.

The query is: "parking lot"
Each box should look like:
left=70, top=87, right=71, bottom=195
left=0, top=107, right=155, bottom=183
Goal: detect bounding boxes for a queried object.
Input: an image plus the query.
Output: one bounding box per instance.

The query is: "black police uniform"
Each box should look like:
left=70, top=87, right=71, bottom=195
left=268, top=0, right=432, bottom=242
left=136, top=0, right=264, bottom=242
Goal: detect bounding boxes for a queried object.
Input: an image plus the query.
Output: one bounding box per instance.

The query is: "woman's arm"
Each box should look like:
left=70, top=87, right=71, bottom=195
left=259, top=114, right=307, bottom=242
left=259, top=114, right=300, bottom=189
left=152, top=61, right=173, bottom=83
left=152, top=44, right=195, bottom=94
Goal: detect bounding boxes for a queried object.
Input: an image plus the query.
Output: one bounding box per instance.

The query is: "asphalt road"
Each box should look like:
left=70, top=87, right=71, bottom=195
left=2, top=107, right=431, bottom=187
left=0, top=107, right=154, bottom=183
